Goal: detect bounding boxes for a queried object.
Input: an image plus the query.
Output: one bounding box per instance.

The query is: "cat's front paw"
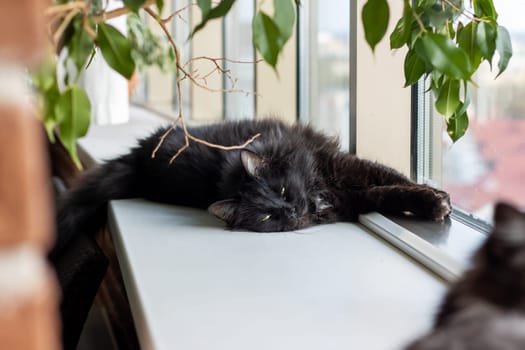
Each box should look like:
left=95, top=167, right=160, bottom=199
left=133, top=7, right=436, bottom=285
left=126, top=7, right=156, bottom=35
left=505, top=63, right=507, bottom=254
left=424, top=188, right=451, bottom=221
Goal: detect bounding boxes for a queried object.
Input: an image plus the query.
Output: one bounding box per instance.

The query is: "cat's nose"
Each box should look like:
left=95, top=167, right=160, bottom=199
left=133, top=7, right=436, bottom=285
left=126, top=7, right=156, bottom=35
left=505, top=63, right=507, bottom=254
left=289, top=207, right=297, bottom=219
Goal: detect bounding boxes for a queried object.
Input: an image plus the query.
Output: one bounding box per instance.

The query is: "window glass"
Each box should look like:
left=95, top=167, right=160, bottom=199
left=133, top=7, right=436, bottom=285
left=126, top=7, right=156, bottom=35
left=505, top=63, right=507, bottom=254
left=223, top=0, right=255, bottom=120
left=299, top=0, right=350, bottom=148
left=423, top=1, right=525, bottom=223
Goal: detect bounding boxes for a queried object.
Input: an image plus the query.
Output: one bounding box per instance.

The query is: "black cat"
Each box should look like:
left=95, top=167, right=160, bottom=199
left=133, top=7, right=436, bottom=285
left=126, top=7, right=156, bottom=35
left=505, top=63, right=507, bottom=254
left=51, top=119, right=450, bottom=257
left=406, top=203, right=525, bottom=350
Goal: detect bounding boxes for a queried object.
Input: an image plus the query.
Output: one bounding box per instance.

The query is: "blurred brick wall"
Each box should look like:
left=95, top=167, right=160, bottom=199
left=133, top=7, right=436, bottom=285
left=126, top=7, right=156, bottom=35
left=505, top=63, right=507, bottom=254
left=0, top=1, right=60, bottom=349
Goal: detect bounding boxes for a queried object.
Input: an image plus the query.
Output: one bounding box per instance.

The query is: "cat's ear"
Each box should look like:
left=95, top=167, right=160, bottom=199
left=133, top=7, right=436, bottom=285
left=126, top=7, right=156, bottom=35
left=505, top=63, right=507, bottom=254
left=494, top=202, right=525, bottom=244
left=240, top=150, right=265, bottom=177
left=208, top=199, right=238, bottom=223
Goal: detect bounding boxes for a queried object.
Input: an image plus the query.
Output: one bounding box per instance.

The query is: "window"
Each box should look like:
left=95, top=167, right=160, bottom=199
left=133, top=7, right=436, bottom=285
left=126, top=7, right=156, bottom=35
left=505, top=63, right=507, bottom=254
left=415, top=0, right=525, bottom=224
left=298, top=0, right=350, bottom=149
left=131, top=0, right=349, bottom=135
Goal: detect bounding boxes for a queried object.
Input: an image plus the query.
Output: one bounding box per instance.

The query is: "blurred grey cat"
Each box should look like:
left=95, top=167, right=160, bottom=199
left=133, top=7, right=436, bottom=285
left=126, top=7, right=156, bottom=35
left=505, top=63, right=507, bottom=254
left=406, top=203, right=525, bottom=350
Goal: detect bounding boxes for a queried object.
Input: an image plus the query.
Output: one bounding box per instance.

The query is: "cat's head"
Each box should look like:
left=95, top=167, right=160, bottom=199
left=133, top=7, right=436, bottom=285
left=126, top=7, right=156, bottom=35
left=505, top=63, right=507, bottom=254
left=474, top=202, right=525, bottom=285
left=208, top=150, right=333, bottom=232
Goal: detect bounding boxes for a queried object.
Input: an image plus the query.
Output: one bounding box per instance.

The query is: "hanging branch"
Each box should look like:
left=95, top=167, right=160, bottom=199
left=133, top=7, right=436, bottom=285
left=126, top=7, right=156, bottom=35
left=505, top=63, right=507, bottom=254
left=143, top=6, right=261, bottom=163
left=36, top=0, right=268, bottom=168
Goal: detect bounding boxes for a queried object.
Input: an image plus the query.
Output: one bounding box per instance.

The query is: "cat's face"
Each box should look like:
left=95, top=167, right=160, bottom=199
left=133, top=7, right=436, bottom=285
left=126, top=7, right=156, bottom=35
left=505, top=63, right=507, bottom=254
left=208, top=150, right=333, bottom=232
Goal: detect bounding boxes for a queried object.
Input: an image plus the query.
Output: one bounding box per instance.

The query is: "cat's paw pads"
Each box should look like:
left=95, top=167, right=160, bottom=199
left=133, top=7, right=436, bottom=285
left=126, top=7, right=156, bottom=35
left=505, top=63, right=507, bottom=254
left=429, top=190, right=451, bottom=221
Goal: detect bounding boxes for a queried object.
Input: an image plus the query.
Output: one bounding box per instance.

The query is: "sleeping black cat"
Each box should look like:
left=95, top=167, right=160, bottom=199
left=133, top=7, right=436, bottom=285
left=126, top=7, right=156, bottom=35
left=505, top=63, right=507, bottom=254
left=406, top=203, right=525, bottom=350
left=51, top=119, right=450, bottom=256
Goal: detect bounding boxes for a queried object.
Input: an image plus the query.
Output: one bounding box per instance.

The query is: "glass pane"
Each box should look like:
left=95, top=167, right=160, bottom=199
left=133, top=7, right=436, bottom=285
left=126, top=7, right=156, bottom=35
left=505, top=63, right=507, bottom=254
left=223, top=0, right=255, bottom=120
left=299, top=0, right=350, bottom=149
left=442, top=1, right=525, bottom=222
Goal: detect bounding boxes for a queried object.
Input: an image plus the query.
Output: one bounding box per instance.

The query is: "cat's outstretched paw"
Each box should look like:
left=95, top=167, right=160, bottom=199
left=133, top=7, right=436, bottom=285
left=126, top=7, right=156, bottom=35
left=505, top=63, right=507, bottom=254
left=425, top=188, right=451, bottom=221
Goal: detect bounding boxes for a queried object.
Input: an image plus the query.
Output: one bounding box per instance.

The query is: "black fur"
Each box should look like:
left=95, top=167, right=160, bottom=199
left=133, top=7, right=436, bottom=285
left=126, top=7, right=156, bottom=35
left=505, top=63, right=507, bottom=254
left=51, top=119, right=450, bottom=257
left=406, top=203, right=525, bottom=350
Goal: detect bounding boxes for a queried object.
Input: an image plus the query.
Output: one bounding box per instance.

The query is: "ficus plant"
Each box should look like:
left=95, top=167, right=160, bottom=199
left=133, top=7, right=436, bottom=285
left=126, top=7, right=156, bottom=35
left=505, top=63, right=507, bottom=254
left=35, top=0, right=297, bottom=168
left=362, top=0, right=513, bottom=141
left=35, top=0, right=511, bottom=168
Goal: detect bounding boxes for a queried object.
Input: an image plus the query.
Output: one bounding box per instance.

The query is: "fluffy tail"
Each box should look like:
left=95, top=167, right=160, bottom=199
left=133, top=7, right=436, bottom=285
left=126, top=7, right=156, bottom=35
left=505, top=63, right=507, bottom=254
left=50, top=155, right=137, bottom=258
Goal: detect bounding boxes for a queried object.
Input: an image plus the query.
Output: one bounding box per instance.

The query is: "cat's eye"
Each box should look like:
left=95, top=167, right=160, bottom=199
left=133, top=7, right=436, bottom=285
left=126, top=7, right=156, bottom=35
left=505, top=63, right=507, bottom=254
left=261, top=214, right=271, bottom=222
left=280, top=186, right=286, bottom=198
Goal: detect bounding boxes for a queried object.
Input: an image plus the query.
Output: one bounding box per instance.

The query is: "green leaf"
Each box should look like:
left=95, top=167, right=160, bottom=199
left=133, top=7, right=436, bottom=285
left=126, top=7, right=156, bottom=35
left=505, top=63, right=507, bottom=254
left=430, top=70, right=444, bottom=95
left=252, top=11, right=281, bottom=68
left=191, top=0, right=236, bottom=38
left=390, top=0, right=412, bottom=49
left=67, top=16, right=95, bottom=71
left=457, top=22, right=483, bottom=71
left=476, top=21, right=497, bottom=64
left=447, top=20, right=456, bottom=39
left=495, top=25, right=513, bottom=78
left=416, top=33, right=472, bottom=80
left=404, top=50, right=426, bottom=86
left=42, top=82, right=61, bottom=143
left=274, top=0, right=296, bottom=45
left=444, top=0, right=463, bottom=15
left=362, top=0, right=390, bottom=52
left=123, top=0, right=146, bottom=12
left=447, top=109, right=469, bottom=142
left=435, top=78, right=461, bottom=118
left=456, top=81, right=471, bottom=116
left=416, top=0, right=435, bottom=8
left=32, top=53, right=56, bottom=92
left=156, top=0, right=164, bottom=14
left=474, top=0, right=498, bottom=19
left=98, top=23, right=136, bottom=79
left=55, top=86, right=91, bottom=169
left=197, top=0, right=211, bottom=17
left=425, top=4, right=453, bottom=29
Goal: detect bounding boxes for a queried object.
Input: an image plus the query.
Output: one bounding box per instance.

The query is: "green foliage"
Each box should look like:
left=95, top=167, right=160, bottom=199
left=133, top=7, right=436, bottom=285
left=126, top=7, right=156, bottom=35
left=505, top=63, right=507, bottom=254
left=253, top=0, right=296, bottom=70
left=362, top=0, right=390, bottom=52
left=253, top=12, right=282, bottom=68
left=54, top=86, right=91, bottom=168
left=35, top=0, right=513, bottom=169
left=32, top=53, right=92, bottom=169
left=155, top=0, right=164, bottom=14
left=362, top=0, right=513, bottom=142
left=192, top=0, right=236, bottom=38
left=127, top=13, right=176, bottom=72
left=67, top=16, right=95, bottom=71
left=37, top=0, right=297, bottom=168
left=123, top=0, right=146, bottom=13
left=193, top=0, right=297, bottom=70
left=495, top=25, right=512, bottom=78
left=97, top=23, right=136, bottom=79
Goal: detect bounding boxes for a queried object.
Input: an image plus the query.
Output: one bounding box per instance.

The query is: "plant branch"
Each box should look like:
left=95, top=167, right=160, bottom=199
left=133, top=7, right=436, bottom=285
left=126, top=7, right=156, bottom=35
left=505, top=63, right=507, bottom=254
left=183, top=56, right=263, bottom=91
left=53, top=7, right=81, bottom=45
left=143, top=7, right=262, bottom=163
left=412, top=8, right=427, bottom=33
left=45, top=1, right=86, bottom=16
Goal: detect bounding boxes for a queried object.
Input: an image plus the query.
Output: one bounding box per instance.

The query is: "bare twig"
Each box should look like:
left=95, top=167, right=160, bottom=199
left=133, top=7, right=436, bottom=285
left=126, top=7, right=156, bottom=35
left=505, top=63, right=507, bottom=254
left=45, top=1, right=86, bottom=16
left=151, top=125, right=175, bottom=158
left=143, top=7, right=262, bottom=163
left=53, top=8, right=81, bottom=45
left=161, top=2, right=195, bottom=24
left=92, top=0, right=156, bottom=23
left=183, top=56, right=262, bottom=89
left=188, top=133, right=261, bottom=151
